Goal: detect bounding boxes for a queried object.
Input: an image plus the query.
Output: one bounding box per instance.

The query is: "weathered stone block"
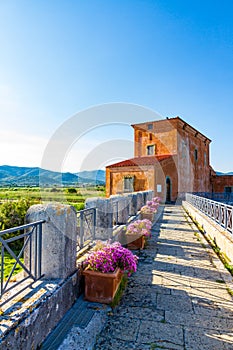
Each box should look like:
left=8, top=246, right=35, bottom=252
left=26, top=203, right=77, bottom=279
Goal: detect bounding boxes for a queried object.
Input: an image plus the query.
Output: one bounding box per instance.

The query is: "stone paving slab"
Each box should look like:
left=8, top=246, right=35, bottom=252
left=93, top=205, right=233, bottom=350
left=46, top=205, right=233, bottom=349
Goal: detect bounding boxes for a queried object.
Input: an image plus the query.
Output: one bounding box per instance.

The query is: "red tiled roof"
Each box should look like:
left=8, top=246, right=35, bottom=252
left=106, top=155, right=172, bottom=168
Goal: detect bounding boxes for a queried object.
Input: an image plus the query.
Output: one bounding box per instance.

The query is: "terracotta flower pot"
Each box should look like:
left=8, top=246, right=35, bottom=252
left=126, top=233, right=145, bottom=250
left=140, top=212, right=155, bottom=221
left=83, top=267, right=122, bottom=304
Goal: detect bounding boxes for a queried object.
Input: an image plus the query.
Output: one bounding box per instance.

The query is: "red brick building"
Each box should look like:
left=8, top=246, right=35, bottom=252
left=106, top=117, right=233, bottom=202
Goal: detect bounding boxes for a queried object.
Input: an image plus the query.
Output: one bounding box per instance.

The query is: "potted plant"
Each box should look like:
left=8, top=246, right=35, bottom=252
left=125, top=219, right=152, bottom=250
left=82, top=241, right=138, bottom=303
left=140, top=197, right=160, bottom=221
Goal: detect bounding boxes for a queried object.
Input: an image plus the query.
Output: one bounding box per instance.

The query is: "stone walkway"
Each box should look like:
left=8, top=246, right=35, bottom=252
left=94, top=205, right=233, bottom=350
left=42, top=205, right=233, bottom=350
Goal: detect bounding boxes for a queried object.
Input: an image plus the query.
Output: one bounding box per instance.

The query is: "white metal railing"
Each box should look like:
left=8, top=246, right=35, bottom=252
left=185, top=193, right=233, bottom=235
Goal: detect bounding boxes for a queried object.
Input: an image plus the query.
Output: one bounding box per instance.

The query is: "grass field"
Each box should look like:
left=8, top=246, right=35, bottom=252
left=3, top=251, right=24, bottom=280
left=0, top=186, right=106, bottom=211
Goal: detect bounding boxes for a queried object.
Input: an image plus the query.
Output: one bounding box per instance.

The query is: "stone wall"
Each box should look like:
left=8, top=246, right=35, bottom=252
left=0, top=271, right=82, bottom=350
left=85, top=190, right=153, bottom=240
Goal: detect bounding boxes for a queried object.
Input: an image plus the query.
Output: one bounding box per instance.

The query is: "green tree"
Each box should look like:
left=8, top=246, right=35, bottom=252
left=0, top=199, right=33, bottom=250
left=0, top=199, right=31, bottom=230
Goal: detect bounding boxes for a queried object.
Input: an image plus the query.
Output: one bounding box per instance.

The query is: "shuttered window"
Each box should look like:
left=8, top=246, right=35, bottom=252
left=124, top=177, right=134, bottom=192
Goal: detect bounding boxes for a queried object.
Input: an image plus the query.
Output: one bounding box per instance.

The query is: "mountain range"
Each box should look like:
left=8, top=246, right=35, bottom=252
left=0, top=165, right=105, bottom=187
left=0, top=165, right=232, bottom=187
left=216, top=171, right=233, bottom=176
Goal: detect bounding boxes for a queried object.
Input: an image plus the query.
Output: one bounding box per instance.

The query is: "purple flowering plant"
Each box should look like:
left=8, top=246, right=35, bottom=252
left=141, top=197, right=160, bottom=214
left=84, top=241, right=138, bottom=276
left=126, top=219, right=152, bottom=237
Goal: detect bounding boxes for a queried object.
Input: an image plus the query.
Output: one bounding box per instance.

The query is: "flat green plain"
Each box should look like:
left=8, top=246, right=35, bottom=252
left=0, top=186, right=105, bottom=211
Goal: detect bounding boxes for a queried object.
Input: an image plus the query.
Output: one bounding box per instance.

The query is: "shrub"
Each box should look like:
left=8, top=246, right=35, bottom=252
left=66, top=188, right=77, bottom=194
left=0, top=198, right=32, bottom=230
left=0, top=198, right=34, bottom=251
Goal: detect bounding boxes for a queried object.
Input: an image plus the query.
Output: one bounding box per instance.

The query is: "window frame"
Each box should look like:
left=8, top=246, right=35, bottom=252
left=147, top=144, right=155, bottom=155
left=123, top=176, right=134, bottom=193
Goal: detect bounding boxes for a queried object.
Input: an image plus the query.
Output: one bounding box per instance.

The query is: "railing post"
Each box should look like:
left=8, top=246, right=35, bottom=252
left=37, top=222, right=43, bottom=279
left=79, top=210, right=84, bottom=249
left=224, top=204, right=227, bottom=230
left=26, top=203, right=77, bottom=279
left=219, top=204, right=222, bottom=226
left=232, top=208, right=233, bottom=235
left=92, top=208, right=96, bottom=240
left=1, top=245, right=4, bottom=295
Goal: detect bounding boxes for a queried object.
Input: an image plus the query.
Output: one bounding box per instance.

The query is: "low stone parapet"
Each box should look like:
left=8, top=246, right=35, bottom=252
left=183, top=201, right=233, bottom=263
left=0, top=270, right=82, bottom=350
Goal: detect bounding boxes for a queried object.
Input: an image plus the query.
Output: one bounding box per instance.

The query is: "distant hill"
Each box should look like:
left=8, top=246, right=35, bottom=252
left=0, top=165, right=105, bottom=186
left=216, top=171, right=233, bottom=176
left=75, top=170, right=105, bottom=184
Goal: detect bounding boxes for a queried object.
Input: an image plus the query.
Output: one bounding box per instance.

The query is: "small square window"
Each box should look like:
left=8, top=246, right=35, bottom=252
left=147, top=123, right=153, bottom=130
left=147, top=145, right=155, bottom=155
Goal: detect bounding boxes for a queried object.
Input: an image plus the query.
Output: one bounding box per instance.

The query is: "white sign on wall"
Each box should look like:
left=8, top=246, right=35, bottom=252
left=157, top=184, right=162, bottom=193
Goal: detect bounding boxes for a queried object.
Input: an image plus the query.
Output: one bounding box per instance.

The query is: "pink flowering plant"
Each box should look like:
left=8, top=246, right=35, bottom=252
left=126, top=219, right=152, bottom=237
left=141, top=197, right=160, bottom=214
left=84, top=241, right=138, bottom=276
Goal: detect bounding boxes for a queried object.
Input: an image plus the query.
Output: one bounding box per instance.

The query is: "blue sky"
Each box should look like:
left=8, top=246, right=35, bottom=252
left=0, top=0, right=232, bottom=172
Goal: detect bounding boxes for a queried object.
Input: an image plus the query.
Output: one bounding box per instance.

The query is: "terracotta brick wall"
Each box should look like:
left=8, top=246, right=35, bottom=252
left=106, top=117, right=231, bottom=200
left=211, top=175, right=233, bottom=192
left=106, top=165, right=155, bottom=197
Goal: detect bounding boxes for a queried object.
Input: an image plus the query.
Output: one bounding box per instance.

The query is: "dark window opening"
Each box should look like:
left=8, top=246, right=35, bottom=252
left=149, top=133, right=153, bottom=141
left=147, top=123, right=153, bottom=130
left=194, top=149, right=198, bottom=161
left=225, top=187, right=232, bottom=193
left=147, top=145, right=155, bottom=155
left=166, top=177, right=171, bottom=203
